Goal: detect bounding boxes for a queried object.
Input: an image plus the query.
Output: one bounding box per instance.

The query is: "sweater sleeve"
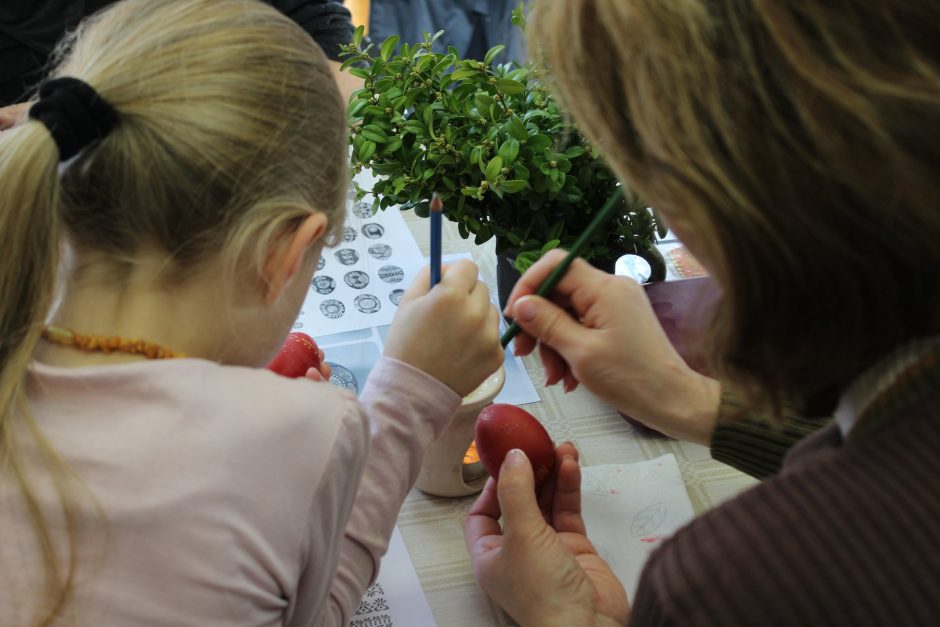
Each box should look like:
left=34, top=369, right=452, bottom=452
left=302, top=357, right=462, bottom=626
left=270, top=0, right=354, bottom=61
left=709, top=388, right=831, bottom=479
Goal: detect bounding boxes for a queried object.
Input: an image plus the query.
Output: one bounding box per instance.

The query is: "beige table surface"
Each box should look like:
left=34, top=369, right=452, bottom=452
left=397, top=210, right=758, bottom=627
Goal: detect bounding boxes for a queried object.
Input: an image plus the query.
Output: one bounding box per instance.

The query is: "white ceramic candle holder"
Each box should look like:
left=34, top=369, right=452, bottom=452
left=416, top=366, right=505, bottom=497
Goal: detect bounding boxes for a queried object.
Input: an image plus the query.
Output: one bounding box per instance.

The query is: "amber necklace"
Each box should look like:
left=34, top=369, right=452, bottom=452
left=42, top=325, right=185, bottom=360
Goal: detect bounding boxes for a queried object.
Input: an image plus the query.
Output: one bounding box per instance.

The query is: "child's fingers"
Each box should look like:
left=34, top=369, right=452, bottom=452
left=439, top=259, right=479, bottom=293
left=400, top=266, right=431, bottom=304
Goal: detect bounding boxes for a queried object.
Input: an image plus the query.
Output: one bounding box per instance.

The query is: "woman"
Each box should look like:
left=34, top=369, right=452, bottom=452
left=465, top=1, right=940, bottom=625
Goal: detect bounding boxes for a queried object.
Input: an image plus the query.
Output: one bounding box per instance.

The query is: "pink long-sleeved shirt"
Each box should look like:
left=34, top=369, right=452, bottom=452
left=0, top=356, right=459, bottom=626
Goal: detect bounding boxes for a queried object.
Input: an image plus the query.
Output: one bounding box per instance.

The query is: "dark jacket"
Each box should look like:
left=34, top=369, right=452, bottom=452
left=0, top=0, right=353, bottom=105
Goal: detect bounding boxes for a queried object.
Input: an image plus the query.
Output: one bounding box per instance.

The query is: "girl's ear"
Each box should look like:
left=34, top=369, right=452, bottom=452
left=263, top=213, right=328, bottom=304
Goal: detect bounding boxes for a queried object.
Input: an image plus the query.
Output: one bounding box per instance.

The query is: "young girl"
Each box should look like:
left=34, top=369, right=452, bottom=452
left=0, top=1, right=502, bottom=625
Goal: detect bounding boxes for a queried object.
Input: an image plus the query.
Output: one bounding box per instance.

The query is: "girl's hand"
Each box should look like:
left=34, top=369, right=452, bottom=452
left=383, top=260, right=503, bottom=397
left=303, top=346, right=331, bottom=382
left=0, top=103, right=29, bottom=131
left=504, top=249, right=720, bottom=445
left=464, top=443, right=629, bottom=627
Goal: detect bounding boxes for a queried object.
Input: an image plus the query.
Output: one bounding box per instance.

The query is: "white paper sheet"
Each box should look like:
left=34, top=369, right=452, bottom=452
left=295, top=200, right=425, bottom=336
left=348, top=526, right=437, bottom=627
left=580, top=454, right=696, bottom=597
left=310, top=255, right=539, bottom=406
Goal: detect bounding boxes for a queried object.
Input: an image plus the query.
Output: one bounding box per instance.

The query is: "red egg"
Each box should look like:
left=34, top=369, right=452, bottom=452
left=475, top=404, right=555, bottom=484
left=266, top=332, right=322, bottom=379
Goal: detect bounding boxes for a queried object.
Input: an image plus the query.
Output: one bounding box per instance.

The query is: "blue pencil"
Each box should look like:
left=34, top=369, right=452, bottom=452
left=429, top=193, right=443, bottom=288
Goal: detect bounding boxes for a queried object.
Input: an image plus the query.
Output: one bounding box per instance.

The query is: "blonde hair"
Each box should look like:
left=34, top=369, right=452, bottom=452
left=532, top=0, right=940, bottom=407
left=0, top=0, right=347, bottom=623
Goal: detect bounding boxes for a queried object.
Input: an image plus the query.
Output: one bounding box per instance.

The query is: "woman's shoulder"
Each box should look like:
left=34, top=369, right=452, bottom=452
left=635, top=447, right=940, bottom=626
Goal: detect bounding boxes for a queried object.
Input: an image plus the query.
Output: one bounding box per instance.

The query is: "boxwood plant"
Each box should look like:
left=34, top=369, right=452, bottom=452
left=340, top=13, right=665, bottom=276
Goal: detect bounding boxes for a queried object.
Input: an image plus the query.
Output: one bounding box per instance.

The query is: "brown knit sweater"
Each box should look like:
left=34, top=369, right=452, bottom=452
left=629, top=350, right=940, bottom=626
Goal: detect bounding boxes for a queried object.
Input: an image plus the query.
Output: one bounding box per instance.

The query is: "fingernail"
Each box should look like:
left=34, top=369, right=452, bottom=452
left=505, top=449, right=527, bottom=467
left=514, top=296, right=537, bottom=322
left=563, top=454, right=575, bottom=463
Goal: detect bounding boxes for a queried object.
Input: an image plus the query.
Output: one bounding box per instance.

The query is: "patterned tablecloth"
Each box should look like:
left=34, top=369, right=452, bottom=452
left=397, top=210, right=758, bottom=626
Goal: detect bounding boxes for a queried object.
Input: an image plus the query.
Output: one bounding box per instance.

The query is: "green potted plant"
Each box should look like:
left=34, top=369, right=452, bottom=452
left=340, top=13, right=666, bottom=308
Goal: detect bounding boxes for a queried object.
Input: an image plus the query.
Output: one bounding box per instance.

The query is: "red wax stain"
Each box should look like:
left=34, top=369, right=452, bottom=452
left=640, top=535, right=668, bottom=544
left=610, top=488, right=620, bottom=495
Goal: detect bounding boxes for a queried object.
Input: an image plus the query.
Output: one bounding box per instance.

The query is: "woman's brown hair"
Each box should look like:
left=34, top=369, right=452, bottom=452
left=532, top=0, right=940, bottom=406
left=0, top=0, right=347, bottom=623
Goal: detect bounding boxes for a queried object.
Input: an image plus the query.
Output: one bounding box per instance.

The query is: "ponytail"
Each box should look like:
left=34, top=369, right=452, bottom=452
left=0, top=120, right=80, bottom=626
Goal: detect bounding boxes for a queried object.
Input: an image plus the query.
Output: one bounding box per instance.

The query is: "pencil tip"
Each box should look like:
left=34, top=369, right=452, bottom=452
left=430, top=193, right=443, bottom=212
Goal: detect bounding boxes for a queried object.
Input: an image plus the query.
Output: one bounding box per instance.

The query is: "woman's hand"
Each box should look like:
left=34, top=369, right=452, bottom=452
left=505, top=249, right=721, bottom=445
left=464, top=442, right=629, bottom=627
left=383, top=260, right=503, bottom=397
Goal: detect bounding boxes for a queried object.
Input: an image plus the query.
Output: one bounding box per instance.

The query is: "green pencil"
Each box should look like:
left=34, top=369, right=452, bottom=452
left=500, top=186, right=625, bottom=348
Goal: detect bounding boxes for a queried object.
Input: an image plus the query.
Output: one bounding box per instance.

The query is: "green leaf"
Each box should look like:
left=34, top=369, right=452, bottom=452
left=563, top=146, right=586, bottom=159
left=415, top=53, right=434, bottom=73
left=475, top=226, right=493, bottom=245
left=380, top=35, right=399, bottom=61
left=484, top=156, right=503, bottom=181
left=506, top=232, right=522, bottom=246
left=499, top=179, right=529, bottom=193
left=450, top=69, right=480, bottom=82
left=347, top=98, right=369, bottom=118
left=515, top=251, right=539, bottom=273
left=383, top=137, right=403, bottom=153
left=360, top=125, right=388, bottom=143
left=402, top=120, right=425, bottom=135
left=511, top=2, right=527, bottom=29
left=541, top=239, right=561, bottom=254
left=528, top=134, right=551, bottom=153
left=358, top=140, right=377, bottom=162
left=348, top=67, right=371, bottom=80
left=340, top=56, right=361, bottom=72
left=508, top=115, right=528, bottom=141
left=483, top=44, right=506, bottom=65
left=353, top=25, right=365, bottom=47
left=474, top=93, right=496, bottom=115
left=496, top=78, right=525, bottom=95
left=498, top=138, right=520, bottom=165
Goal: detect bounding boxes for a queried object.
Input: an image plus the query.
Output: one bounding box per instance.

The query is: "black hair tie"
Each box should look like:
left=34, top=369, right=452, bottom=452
left=29, top=77, right=119, bottom=161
